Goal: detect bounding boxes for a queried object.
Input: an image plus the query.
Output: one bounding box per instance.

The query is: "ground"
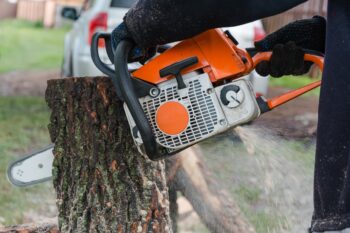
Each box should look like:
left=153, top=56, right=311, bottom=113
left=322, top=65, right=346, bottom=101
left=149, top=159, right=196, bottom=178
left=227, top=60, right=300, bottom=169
left=0, top=20, right=68, bottom=73
left=0, top=69, right=319, bottom=233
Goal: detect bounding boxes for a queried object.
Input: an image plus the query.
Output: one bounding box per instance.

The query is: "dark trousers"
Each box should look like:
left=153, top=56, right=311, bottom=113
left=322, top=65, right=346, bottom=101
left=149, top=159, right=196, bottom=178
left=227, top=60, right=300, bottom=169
left=311, top=1, right=350, bottom=231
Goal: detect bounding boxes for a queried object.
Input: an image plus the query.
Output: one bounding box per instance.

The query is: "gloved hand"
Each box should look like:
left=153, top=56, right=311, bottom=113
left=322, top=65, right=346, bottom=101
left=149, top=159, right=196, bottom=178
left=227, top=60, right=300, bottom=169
left=111, top=22, right=156, bottom=63
left=255, top=16, right=326, bottom=77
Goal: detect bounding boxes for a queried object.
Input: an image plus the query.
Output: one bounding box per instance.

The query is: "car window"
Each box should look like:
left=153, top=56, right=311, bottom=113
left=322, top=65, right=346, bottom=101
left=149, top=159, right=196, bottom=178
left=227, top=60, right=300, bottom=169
left=110, top=0, right=137, bottom=8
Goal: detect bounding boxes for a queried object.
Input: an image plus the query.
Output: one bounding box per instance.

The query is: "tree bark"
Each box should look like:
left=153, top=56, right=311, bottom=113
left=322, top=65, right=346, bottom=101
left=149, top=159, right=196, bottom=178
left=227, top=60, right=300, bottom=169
left=45, top=77, right=172, bottom=233
left=0, top=223, right=58, bottom=233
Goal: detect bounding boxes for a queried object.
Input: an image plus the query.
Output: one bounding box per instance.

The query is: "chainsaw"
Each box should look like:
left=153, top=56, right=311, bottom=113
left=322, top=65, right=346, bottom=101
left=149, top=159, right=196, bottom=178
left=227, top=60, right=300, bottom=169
left=7, top=28, right=324, bottom=186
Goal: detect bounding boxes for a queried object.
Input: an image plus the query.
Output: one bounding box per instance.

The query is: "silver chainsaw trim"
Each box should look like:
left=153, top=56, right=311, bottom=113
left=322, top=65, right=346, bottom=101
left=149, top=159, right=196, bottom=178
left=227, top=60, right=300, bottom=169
left=7, top=144, right=54, bottom=187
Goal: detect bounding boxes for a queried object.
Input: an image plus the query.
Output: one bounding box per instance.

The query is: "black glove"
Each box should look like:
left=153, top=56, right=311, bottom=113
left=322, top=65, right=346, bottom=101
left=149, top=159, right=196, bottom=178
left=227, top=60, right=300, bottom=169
left=255, top=16, right=326, bottom=77
left=111, top=22, right=156, bottom=63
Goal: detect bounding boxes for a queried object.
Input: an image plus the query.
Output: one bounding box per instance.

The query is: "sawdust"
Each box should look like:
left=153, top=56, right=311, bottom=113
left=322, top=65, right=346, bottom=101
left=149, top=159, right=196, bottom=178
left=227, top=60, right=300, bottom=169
left=201, top=126, right=315, bottom=233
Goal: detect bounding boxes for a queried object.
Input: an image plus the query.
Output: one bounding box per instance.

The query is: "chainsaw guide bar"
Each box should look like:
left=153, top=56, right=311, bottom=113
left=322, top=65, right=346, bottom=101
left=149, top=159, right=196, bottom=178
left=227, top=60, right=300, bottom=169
left=7, top=145, right=54, bottom=187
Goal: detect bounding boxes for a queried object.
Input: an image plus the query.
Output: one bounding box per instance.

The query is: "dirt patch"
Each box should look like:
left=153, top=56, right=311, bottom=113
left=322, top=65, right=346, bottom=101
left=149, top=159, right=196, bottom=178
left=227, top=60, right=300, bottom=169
left=0, top=70, right=60, bottom=96
left=254, top=86, right=319, bottom=138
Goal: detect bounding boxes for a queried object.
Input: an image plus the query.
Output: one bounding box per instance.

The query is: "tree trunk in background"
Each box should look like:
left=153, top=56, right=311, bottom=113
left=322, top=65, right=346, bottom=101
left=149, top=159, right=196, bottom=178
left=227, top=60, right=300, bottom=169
left=45, top=77, right=172, bottom=233
left=168, top=146, right=256, bottom=233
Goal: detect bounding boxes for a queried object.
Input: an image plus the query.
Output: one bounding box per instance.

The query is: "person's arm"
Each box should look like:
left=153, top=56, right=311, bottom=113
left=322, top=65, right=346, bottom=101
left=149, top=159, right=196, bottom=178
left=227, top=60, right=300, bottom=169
left=124, top=0, right=307, bottom=47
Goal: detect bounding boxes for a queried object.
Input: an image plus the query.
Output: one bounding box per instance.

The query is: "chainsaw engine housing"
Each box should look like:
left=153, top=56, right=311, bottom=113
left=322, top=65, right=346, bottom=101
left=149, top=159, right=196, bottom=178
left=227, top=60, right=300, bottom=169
left=124, top=73, right=260, bottom=155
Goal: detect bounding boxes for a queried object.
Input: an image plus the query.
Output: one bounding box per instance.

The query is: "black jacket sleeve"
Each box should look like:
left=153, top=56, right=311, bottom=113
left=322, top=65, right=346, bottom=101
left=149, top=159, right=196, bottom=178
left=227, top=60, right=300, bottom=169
left=124, top=0, right=307, bottom=47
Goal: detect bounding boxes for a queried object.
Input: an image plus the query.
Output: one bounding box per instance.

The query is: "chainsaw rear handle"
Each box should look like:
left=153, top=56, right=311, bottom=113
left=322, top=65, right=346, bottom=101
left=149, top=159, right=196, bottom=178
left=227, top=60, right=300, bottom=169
left=251, top=50, right=324, bottom=110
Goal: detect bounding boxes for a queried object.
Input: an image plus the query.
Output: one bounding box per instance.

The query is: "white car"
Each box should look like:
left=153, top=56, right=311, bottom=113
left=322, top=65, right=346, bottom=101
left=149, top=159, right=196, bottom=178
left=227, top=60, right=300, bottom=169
left=61, top=0, right=132, bottom=77
left=62, top=0, right=269, bottom=95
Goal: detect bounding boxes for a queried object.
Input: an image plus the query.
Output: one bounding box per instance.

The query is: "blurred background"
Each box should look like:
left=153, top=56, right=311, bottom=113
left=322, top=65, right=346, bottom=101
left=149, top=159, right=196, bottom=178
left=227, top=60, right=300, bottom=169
left=0, top=0, right=327, bottom=232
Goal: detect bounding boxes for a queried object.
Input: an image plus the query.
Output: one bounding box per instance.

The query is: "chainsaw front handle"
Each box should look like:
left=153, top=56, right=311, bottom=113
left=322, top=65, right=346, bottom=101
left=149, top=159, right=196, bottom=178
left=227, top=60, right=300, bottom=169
left=252, top=51, right=324, bottom=110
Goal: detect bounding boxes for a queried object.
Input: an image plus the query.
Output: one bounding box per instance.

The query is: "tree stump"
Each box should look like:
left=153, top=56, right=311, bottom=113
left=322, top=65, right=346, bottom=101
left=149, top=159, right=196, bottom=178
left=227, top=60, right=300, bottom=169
left=44, top=77, right=256, bottom=233
left=45, top=77, right=172, bottom=232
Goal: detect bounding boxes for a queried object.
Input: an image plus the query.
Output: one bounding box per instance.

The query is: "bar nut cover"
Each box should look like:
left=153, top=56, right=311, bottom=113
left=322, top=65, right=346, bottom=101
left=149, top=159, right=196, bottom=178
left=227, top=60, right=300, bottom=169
left=220, top=85, right=244, bottom=108
left=156, top=101, right=190, bottom=136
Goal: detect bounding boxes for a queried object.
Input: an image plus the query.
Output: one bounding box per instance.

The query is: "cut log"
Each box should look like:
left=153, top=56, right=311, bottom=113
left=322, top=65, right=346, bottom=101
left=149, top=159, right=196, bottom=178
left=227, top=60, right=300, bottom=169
left=0, top=223, right=58, bottom=233
left=45, top=77, right=172, bottom=233
left=169, top=146, right=256, bottom=233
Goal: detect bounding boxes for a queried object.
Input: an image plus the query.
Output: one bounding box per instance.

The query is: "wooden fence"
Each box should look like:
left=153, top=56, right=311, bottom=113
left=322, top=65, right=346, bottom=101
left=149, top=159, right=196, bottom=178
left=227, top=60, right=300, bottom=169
left=264, top=0, right=328, bottom=33
left=0, top=0, right=17, bottom=19
left=15, top=0, right=83, bottom=26
left=16, top=0, right=46, bottom=22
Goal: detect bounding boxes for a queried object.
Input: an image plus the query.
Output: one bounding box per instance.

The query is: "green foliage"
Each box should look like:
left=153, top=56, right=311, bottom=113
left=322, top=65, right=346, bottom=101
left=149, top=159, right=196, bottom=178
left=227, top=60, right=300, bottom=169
left=0, top=96, right=54, bottom=225
left=236, top=185, right=261, bottom=204
left=250, top=212, right=289, bottom=233
left=0, top=96, right=50, bottom=153
left=0, top=20, right=70, bottom=73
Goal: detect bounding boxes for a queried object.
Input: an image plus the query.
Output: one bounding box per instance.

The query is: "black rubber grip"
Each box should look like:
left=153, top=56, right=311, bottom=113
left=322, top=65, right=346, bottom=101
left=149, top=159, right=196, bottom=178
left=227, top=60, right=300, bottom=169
left=114, top=40, right=165, bottom=160
left=90, top=32, right=115, bottom=77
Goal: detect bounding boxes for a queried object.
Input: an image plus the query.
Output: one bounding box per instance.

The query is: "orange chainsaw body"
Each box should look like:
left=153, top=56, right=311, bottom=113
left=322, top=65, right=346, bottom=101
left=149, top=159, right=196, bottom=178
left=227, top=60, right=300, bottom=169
left=133, top=29, right=324, bottom=110
left=133, top=29, right=254, bottom=85
left=91, top=29, right=324, bottom=160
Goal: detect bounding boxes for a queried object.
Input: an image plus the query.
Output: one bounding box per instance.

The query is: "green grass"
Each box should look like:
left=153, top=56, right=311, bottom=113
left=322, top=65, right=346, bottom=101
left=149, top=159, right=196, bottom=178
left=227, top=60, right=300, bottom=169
left=0, top=20, right=70, bottom=73
left=200, top=135, right=315, bottom=233
left=269, top=75, right=321, bottom=96
left=0, top=96, right=54, bottom=225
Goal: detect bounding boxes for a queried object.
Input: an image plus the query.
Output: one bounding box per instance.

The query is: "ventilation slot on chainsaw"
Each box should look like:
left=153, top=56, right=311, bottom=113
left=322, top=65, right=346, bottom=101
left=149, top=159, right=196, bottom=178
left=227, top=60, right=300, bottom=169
left=141, top=74, right=219, bottom=150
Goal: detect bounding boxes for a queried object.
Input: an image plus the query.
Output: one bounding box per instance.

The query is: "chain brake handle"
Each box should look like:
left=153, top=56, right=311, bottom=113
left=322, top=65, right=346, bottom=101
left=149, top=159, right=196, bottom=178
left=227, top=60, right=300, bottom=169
left=251, top=50, right=324, bottom=111
left=90, top=32, right=116, bottom=76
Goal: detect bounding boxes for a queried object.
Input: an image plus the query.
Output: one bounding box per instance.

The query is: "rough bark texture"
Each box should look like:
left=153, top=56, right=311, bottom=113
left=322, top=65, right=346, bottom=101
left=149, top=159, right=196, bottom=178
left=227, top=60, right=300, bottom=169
left=1, top=145, right=254, bottom=233
left=0, top=223, right=58, bottom=233
left=169, top=146, right=256, bottom=233
left=45, top=77, right=172, bottom=233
